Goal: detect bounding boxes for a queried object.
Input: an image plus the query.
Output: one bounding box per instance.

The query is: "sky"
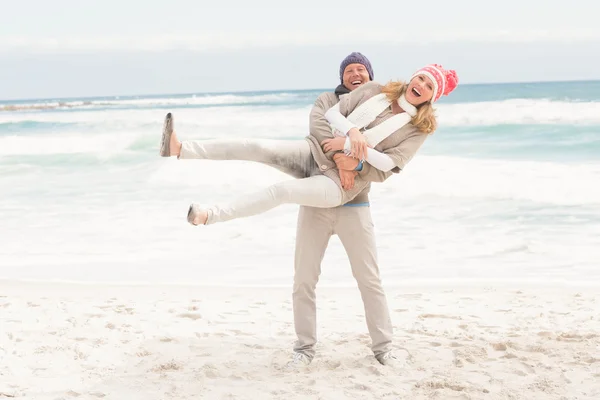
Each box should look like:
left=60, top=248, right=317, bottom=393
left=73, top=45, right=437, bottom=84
left=1, top=0, right=599, bottom=100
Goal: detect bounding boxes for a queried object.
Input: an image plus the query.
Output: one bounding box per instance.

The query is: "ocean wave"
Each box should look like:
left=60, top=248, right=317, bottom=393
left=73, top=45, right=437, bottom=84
left=2, top=98, right=600, bottom=128
left=0, top=132, right=142, bottom=157
left=0, top=92, right=319, bottom=112
left=378, top=155, right=600, bottom=206
left=438, top=99, right=600, bottom=126
left=143, top=155, right=600, bottom=207
left=0, top=120, right=77, bottom=133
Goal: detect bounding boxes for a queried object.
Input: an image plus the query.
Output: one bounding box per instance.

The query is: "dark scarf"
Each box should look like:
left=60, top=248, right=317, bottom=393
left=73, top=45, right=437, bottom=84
left=334, top=84, right=351, bottom=99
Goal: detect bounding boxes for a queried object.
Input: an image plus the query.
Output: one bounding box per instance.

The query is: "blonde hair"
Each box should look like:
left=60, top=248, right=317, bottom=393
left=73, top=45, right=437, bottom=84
left=381, top=81, right=437, bottom=134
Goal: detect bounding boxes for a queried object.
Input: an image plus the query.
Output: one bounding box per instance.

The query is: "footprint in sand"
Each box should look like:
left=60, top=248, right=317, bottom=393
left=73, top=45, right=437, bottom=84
left=525, top=345, right=550, bottom=355
left=324, top=360, right=342, bottom=370
left=229, top=329, right=253, bottom=337
left=151, top=360, right=182, bottom=372
left=85, top=313, right=106, bottom=319
left=353, top=383, right=371, bottom=391
left=557, top=332, right=598, bottom=341
left=549, top=310, right=570, bottom=316
left=453, top=346, right=488, bottom=364
left=414, top=378, right=468, bottom=393
left=365, top=365, right=384, bottom=376
left=520, top=361, right=536, bottom=374
left=136, top=349, right=152, bottom=357
left=418, top=314, right=462, bottom=320
left=177, top=313, right=202, bottom=320
left=243, top=343, right=266, bottom=349
left=397, top=293, right=422, bottom=299
left=491, top=343, right=508, bottom=351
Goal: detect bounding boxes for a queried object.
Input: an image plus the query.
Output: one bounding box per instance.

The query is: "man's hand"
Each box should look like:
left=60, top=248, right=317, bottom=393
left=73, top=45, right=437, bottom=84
left=339, top=169, right=358, bottom=190
left=348, top=128, right=369, bottom=160
left=333, top=153, right=360, bottom=171
left=321, top=136, right=346, bottom=153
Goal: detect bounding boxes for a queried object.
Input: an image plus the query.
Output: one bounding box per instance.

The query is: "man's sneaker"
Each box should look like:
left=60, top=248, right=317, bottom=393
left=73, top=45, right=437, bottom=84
left=376, top=351, right=403, bottom=367
left=284, top=352, right=311, bottom=370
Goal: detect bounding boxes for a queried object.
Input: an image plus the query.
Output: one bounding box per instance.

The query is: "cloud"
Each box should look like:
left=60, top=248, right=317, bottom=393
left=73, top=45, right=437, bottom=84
left=1, top=28, right=599, bottom=53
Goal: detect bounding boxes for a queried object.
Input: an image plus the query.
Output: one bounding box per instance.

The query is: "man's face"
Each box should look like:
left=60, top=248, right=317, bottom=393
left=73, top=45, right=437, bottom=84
left=342, top=63, right=371, bottom=91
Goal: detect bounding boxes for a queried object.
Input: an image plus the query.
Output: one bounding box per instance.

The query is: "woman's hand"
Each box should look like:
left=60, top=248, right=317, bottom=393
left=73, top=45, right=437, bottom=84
left=347, top=128, right=369, bottom=160
left=339, top=169, right=358, bottom=190
left=321, top=136, right=346, bottom=153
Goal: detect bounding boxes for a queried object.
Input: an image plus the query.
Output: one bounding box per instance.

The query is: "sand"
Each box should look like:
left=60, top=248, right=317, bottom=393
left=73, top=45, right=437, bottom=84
left=1, top=281, right=599, bottom=399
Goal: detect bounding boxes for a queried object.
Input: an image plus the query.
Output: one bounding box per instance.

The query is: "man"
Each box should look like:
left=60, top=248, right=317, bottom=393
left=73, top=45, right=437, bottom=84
left=287, top=52, right=399, bottom=368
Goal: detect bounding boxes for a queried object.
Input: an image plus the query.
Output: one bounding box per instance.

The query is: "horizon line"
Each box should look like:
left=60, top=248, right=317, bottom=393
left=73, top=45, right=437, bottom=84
left=1, top=78, right=599, bottom=104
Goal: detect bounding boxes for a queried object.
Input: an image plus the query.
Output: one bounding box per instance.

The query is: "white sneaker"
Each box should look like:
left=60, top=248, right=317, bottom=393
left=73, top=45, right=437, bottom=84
left=284, top=352, right=311, bottom=370
left=376, top=351, right=403, bottom=367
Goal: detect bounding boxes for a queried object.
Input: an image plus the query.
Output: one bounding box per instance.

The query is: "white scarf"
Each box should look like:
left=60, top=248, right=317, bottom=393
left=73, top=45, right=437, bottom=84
left=342, top=93, right=417, bottom=149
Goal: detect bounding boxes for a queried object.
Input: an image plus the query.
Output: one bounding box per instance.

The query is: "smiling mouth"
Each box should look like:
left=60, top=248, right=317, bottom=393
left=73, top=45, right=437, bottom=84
left=351, top=80, right=362, bottom=85
left=412, top=88, right=422, bottom=97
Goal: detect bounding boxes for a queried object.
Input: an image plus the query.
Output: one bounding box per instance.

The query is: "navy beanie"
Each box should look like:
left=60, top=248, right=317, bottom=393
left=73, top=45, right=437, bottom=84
left=339, top=52, right=374, bottom=83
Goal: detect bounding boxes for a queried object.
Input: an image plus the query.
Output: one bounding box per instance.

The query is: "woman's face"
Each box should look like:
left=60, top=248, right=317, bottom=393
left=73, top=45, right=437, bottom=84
left=405, top=74, right=435, bottom=106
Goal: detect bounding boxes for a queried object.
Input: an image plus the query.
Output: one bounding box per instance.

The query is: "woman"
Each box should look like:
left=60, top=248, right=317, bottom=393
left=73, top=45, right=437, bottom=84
left=160, top=64, right=458, bottom=226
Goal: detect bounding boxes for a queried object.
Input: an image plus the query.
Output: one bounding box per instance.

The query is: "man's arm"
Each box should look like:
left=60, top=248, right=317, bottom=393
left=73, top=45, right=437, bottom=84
left=309, top=92, right=340, bottom=146
left=339, top=169, right=358, bottom=190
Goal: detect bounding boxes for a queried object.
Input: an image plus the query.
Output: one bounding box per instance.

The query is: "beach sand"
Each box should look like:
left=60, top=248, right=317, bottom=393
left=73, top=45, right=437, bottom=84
left=1, top=281, right=599, bottom=399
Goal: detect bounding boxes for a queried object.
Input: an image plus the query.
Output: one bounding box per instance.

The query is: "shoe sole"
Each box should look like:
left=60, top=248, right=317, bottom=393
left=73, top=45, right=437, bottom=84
left=160, top=113, right=173, bottom=157
left=187, top=204, right=200, bottom=225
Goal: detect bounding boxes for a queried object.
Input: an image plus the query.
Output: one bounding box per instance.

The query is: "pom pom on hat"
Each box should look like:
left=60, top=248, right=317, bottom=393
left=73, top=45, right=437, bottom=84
left=443, top=69, right=459, bottom=96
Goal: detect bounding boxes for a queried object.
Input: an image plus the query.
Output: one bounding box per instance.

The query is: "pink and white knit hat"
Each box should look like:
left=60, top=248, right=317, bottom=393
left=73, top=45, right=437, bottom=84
left=410, top=64, right=459, bottom=102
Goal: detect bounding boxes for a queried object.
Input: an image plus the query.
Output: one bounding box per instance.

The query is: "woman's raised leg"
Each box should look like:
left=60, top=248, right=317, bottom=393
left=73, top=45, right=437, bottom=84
left=187, top=175, right=343, bottom=225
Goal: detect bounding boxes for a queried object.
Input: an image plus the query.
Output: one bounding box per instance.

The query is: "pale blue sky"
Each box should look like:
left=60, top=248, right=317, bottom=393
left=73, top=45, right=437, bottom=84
left=1, top=0, right=599, bottom=100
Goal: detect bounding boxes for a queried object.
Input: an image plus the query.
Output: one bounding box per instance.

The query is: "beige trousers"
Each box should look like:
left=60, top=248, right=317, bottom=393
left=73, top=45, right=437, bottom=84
left=179, top=139, right=344, bottom=224
left=292, top=205, right=393, bottom=359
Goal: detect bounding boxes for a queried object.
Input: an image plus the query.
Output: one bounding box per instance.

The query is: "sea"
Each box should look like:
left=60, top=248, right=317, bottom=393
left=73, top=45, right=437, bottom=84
left=1, top=80, right=599, bottom=286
